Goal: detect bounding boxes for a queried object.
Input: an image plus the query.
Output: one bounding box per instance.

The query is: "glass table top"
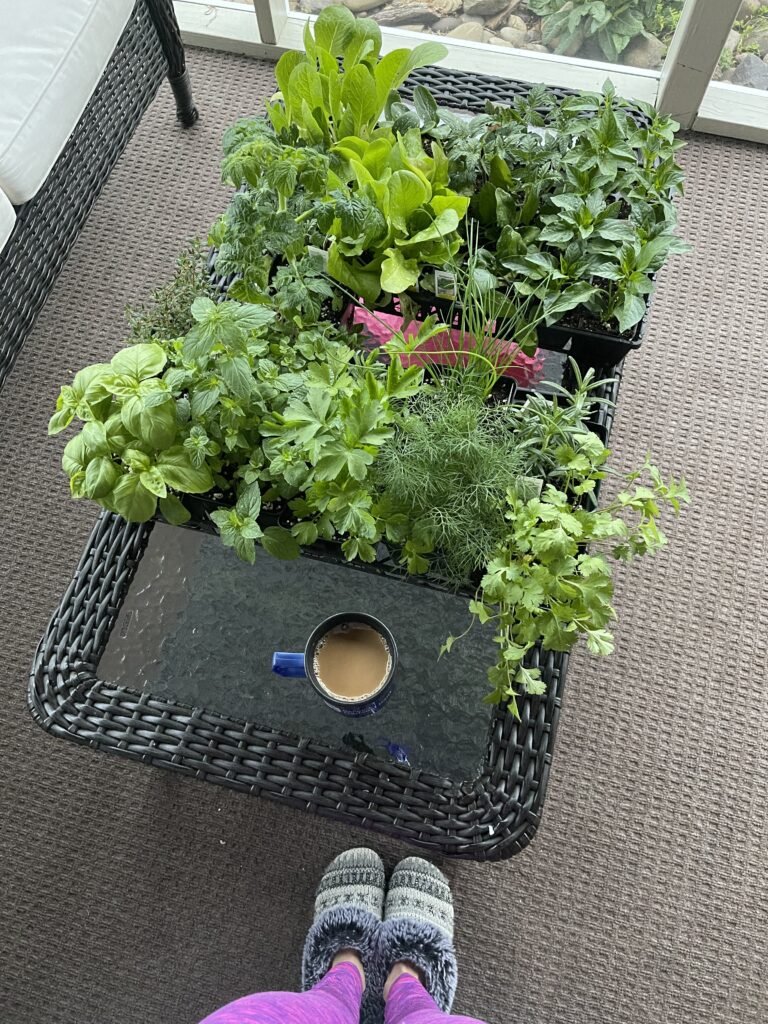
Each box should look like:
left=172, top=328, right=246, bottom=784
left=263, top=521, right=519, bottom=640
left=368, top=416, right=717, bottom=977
left=99, top=523, right=498, bottom=781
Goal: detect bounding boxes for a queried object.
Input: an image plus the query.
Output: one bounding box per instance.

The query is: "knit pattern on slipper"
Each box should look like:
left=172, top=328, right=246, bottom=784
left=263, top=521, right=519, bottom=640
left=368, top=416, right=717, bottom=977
left=302, top=849, right=387, bottom=1024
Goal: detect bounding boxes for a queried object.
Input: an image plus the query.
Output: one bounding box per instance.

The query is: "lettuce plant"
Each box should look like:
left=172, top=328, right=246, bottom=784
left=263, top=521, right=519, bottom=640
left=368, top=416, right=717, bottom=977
left=266, top=5, right=447, bottom=145
left=215, top=118, right=468, bottom=305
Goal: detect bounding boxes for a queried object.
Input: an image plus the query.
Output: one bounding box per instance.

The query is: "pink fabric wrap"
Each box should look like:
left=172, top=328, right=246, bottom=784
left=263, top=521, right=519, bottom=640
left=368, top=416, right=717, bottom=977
left=348, top=304, right=544, bottom=389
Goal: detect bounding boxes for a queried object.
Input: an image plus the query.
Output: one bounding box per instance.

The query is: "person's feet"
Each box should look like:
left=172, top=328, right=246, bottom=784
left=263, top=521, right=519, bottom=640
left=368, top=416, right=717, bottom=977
left=378, top=856, right=458, bottom=1013
left=383, top=960, right=421, bottom=1000
left=313, top=847, right=386, bottom=921
left=302, top=848, right=385, bottom=1014
left=384, top=856, right=454, bottom=934
left=332, top=949, right=366, bottom=988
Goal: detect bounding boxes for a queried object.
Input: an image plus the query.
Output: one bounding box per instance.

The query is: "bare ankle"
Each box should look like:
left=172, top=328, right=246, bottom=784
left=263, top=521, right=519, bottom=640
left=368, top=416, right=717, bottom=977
left=383, top=961, right=422, bottom=1000
left=332, top=949, right=366, bottom=990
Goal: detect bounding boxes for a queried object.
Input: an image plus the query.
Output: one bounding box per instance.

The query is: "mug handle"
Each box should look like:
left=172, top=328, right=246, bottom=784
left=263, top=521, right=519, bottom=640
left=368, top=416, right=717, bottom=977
left=271, top=652, right=307, bottom=678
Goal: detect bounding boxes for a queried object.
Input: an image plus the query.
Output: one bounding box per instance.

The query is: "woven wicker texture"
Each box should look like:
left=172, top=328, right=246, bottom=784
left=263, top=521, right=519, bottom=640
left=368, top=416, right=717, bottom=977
left=1, top=47, right=767, bottom=1024
left=0, top=0, right=183, bottom=391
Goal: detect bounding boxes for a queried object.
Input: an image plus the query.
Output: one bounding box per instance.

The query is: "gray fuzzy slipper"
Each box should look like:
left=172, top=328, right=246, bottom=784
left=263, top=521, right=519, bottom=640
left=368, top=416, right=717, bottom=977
left=302, top=848, right=385, bottom=1024
left=378, top=857, right=458, bottom=1013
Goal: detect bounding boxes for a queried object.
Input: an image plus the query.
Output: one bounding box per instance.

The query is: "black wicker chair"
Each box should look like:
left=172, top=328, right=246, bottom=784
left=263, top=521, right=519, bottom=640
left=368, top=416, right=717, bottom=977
left=0, top=0, right=197, bottom=393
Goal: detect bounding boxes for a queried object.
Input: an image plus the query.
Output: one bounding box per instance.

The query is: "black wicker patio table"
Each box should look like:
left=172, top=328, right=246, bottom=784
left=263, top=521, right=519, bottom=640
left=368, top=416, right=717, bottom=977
left=29, top=347, right=622, bottom=860
left=28, top=507, right=567, bottom=861
left=27, top=59, right=640, bottom=858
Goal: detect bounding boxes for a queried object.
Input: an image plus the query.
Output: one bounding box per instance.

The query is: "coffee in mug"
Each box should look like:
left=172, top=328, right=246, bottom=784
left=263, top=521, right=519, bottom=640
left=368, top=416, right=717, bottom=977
left=272, top=612, right=398, bottom=717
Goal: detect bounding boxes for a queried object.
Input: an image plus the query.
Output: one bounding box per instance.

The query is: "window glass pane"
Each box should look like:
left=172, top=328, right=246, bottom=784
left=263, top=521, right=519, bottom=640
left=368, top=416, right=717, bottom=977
left=289, top=0, right=683, bottom=71
left=714, top=3, right=768, bottom=91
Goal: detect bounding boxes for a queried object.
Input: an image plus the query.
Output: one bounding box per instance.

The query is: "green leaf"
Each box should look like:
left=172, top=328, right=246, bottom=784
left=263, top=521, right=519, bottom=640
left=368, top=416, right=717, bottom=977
left=220, top=356, right=253, bottom=399
left=190, top=296, right=217, bottom=322
left=140, top=467, right=168, bottom=498
left=339, top=63, right=379, bottom=136
left=156, top=446, right=214, bottom=493
left=229, top=303, right=277, bottom=330
left=288, top=62, right=325, bottom=122
left=111, top=343, right=166, bottom=380
left=381, top=248, right=419, bottom=294
left=291, top=521, right=319, bottom=546
left=48, top=407, right=74, bottom=435
left=121, top=397, right=178, bottom=450
left=71, top=363, right=112, bottom=403
left=159, top=494, right=191, bottom=526
left=517, top=666, right=547, bottom=696
left=190, top=383, right=221, bottom=420
left=123, top=448, right=151, bottom=473
left=274, top=50, right=306, bottom=100
left=616, top=291, right=647, bottom=333
left=261, top=525, right=301, bottom=560
left=374, top=50, right=411, bottom=110
left=81, top=420, right=110, bottom=456
left=586, top=627, right=615, bottom=656
left=314, top=4, right=356, bottom=56
left=236, top=482, right=262, bottom=520
left=341, top=537, right=377, bottom=562
left=412, top=84, right=438, bottom=125
left=403, top=41, right=448, bottom=77
left=344, top=17, right=382, bottom=68
left=84, top=457, right=120, bottom=499
left=327, top=244, right=381, bottom=305
left=387, top=170, right=429, bottom=233
left=396, top=208, right=460, bottom=248
left=111, top=474, right=158, bottom=522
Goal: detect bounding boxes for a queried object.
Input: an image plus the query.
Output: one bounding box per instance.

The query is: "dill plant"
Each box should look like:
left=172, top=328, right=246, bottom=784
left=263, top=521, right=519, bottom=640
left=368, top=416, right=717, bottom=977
left=375, top=389, right=525, bottom=584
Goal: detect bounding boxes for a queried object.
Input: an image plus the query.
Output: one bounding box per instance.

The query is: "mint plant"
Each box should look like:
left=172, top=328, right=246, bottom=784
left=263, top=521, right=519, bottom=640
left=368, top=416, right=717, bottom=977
left=430, top=82, right=689, bottom=334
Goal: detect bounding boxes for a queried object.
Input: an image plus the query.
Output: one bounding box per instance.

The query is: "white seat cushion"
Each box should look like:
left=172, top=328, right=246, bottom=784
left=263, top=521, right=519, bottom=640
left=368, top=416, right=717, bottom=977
left=0, top=0, right=137, bottom=204
left=0, top=187, right=15, bottom=251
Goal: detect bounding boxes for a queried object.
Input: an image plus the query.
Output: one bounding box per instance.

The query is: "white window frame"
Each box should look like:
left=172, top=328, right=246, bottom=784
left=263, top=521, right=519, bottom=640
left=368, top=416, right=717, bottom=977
left=173, top=0, right=768, bottom=142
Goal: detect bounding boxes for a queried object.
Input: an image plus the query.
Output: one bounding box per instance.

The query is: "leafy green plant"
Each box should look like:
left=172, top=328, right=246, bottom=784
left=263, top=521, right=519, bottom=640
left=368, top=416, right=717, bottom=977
left=49, top=341, right=214, bottom=525
left=215, top=119, right=468, bottom=305
left=373, top=389, right=526, bottom=583
left=649, top=1, right=683, bottom=43
left=51, top=283, right=430, bottom=564
left=430, top=82, right=689, bottom=334
left=50, top=10, right=691, bottom=717
left=266, top=5, right=446, bottom=145
left=528, top=0, right=673, bottom=62
left=452, top=453, right=689, bottom=714
left=126, top=239, right=213, bottom=343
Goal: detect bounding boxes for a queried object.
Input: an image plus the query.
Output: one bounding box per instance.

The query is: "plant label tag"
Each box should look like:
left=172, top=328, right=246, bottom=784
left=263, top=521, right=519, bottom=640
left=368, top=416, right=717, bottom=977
left=434, top=269, right=457, bottom=300
left=307, top=245, right=329, bottom=269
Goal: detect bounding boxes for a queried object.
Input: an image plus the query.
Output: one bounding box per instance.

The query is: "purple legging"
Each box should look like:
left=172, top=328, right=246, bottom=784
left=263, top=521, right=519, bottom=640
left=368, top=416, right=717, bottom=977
left=199, top=962, right=487, bottom=1024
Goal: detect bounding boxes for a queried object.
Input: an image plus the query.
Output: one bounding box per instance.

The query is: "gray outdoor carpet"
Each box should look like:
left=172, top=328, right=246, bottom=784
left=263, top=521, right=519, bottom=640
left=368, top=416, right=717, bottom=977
left=1, top=47, right=766, bottom=1024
